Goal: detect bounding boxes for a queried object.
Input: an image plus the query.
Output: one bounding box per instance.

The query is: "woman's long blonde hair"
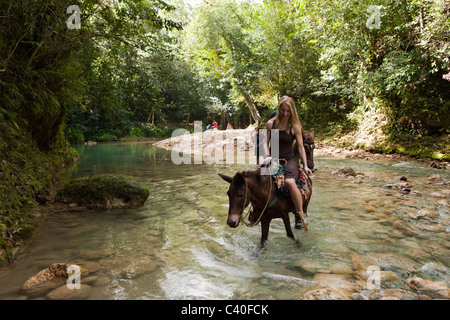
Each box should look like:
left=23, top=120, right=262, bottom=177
left=274, top=96, right=300, bottom=135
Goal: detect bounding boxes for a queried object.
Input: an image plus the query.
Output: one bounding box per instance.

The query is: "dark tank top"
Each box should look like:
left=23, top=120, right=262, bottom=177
left=272, top=120, right=295, bottom=160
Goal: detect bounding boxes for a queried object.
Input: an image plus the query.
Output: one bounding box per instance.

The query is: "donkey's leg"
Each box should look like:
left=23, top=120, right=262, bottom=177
left=295, top=198, right=310, bottom=230
left=260, top=217, right=271, bottom=246
left=294, top=213, right=302, bottom=229
left=282, top=213, right=295, bottom=239
left=303, top=198, right=310, bottom=215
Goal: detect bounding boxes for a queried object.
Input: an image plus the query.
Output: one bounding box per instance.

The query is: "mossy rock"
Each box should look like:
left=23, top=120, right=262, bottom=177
left=55, top=174, right=149, bottom=209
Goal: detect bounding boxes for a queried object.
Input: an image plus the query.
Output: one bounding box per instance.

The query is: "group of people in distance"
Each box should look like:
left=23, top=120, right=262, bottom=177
left=205, top=120, right=233, bottom=131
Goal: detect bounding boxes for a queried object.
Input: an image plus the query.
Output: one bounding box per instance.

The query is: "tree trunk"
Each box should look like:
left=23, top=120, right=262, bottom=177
left=221, top=111, right=226, bottom=130
left=243, top=93, right=260, bottom=126
left=146, top=109, right=155, bottom=124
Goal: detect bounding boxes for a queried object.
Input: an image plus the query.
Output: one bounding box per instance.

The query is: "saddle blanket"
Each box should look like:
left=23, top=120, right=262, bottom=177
left=258, top=162, right=310, bottom=199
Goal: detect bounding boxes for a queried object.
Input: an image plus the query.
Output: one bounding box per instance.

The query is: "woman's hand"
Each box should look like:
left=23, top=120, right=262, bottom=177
left=304, top=167, right=313, bottom=175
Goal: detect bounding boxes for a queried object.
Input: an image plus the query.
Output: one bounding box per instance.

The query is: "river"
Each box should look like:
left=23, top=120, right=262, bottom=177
left=0, top=141, right=448, bottom=299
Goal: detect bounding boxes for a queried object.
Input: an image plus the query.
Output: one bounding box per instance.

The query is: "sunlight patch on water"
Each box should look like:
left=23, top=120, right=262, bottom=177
left=161, top=267, right=234, bottom=299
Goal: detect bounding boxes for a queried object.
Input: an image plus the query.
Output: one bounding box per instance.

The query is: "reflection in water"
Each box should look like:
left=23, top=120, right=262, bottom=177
left=0, top=141, right=448, bottom=300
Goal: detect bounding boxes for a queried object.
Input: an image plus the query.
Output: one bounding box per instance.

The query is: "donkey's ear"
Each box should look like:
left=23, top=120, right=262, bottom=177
left=218, top=173, right=233, bottom=183
left=310, top=129, right=315, bottom=137
left=234, top=172, right=245, bottom=185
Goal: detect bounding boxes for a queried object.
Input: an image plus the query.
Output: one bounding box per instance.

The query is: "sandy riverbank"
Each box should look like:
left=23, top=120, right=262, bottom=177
left=153, top=128, right=449, bottom=170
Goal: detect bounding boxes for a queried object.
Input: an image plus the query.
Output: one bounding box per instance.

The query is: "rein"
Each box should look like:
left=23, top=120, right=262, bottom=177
left=241, top=176, right=274, bottom=227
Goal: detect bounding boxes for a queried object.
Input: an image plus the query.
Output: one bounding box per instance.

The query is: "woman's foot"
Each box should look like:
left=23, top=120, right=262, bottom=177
left=295, top=211, right=308, bottom=232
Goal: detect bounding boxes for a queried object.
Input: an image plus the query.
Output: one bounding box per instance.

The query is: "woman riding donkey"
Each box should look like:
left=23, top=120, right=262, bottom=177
left=264, top=96, right=313, bottom=230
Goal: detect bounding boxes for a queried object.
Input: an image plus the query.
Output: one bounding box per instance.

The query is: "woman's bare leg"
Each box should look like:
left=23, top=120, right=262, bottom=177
left=285, top=178, right=308, bottom=232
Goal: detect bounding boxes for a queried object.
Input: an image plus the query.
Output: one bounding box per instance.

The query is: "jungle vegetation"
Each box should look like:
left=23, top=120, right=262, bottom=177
left=0, top=0, right=449, bottom=261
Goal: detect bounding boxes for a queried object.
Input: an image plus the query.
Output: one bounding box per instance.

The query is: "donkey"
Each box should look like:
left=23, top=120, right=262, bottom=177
left=219, top=169, right=313, bottom=245
left=219, top=129, right=315, bottom=245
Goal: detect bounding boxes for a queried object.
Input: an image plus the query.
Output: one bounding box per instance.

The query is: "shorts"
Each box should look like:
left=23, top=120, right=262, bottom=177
left=280, top=157, right=299, bottom=180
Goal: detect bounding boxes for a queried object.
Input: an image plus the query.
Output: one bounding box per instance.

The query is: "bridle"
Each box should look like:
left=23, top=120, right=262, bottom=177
left=240, top=175, right=274, bottom=227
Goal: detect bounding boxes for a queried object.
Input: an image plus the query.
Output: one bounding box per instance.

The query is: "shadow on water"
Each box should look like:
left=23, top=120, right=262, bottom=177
left=0, top=141, right=448, bottom=299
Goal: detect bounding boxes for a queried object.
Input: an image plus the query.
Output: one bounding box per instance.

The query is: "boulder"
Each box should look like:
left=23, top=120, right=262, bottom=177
left=20, top=263, right=86, bottom=298
left=77, top=249, right=112, bottom=260
left=46, top=284, right=92, bottom=300
left=357, top=270, right=401, bottom=285
left=332, top=166, right=356, bottom=177
left=405, top=277, right=450, bottom=299
left=109, top=257, right=158, bottom=279
left=379, top=288, right=418, bottom=300
left=312, top=273, right=356, bottom=294
left=406, top=208, right=440, bottom=220
left=55, top=174, right=150, bottom=209
left=393, top=220, right=420, bottom=237
left=301, top=285, right=352, bottom=300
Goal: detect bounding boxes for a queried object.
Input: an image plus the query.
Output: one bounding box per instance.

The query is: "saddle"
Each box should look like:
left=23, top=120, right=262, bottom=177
left=258, top=158, right=310, bottom=200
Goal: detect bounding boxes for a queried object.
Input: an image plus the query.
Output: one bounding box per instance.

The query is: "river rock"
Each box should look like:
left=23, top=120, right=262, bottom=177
left=375, top=253, right=420, bottom=274
left=81, top=276, right=99, bottom=285
left=46, top=284, right=92, bottom=300
left=78, top=261, right=101, bottom=274
left=430, top=192, right=446, bottom=198
left=332, top=166, right=356, bottom=177
left=420, top=261, right=449, bottom=281
left=405, top=277, right=450, bottom=299
left=291, top=259, right=328, bottom=275
left=379, top=288, right=418, bottom=300
left=436, top=199, right=449, bottom=207
left=407, top=208, right=440, bottom=220
left=418, top=223, right=446, bottom=233
left=67, top=224, right=99, bottom=237
left=92, top=276, right=110, bottom=287
left=428, top=175, right=444, bottom=183
left=109, top=257, right=157, bottom=279
left=78, top=249, right=112, bottom=260
left=360, top=270, right=401, bottom=285
left=312, top=273, right=356, bottom=294
left=301, top=285, right=352, bottom=300
left=20, top=263, right=85, bottom=298
left=393, top=219, right=420, bottom=237
left=55, top=174, right=150, bottom=209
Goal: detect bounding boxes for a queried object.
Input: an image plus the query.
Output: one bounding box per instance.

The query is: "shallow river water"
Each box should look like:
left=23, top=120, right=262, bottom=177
left=0, top=141, right=449, bottom=299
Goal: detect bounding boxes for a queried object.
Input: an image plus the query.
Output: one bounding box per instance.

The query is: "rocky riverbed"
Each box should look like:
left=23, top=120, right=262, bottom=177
left=0, top=137, right=448, bottom=300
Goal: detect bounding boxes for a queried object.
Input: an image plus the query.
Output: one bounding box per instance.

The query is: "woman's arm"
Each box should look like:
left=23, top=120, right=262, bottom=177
left=293, top=123, right=312, bottom=174
left=264, top=120, right=272, bottom=157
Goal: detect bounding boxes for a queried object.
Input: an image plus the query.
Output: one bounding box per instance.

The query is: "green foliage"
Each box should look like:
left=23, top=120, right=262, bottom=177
left=0, top=0, right=185, bottom=259
left=97, top=133, right=118, bottom=142
left=66, top=127, right=85, bottom=145
left=0, top=118, right=78, bottom=263
left=182, top=0, right=448, bottom=153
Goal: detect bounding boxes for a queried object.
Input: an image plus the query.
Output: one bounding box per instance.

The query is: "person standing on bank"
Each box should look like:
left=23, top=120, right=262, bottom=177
left=265, top=96, right=312, bottom=230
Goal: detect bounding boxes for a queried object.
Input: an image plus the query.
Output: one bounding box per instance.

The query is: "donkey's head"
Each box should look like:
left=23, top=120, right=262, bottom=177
left=302, top=129, right=315, bottom=171
left=219, top=172, right=249, bottom=228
